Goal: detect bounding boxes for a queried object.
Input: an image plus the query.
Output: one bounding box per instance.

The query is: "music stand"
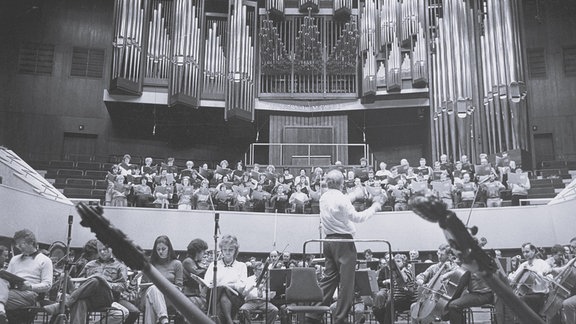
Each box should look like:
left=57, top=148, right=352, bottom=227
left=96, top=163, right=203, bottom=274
left=354, top=270, right=379, bottom=296
left=269, top=269, right=291, bottom=297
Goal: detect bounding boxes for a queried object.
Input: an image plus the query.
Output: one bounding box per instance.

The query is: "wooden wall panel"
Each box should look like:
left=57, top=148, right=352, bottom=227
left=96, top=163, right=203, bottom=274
left=524, top=0, right=576, bottom=162
left=269, top=114, right=348, bottom=166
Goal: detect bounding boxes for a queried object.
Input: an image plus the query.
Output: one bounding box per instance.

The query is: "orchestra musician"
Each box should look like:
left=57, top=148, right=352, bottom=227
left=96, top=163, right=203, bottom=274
left=508, top=243, right=552, bottom=318
left=204, top=234, right=247, bottom=324
left=0, top=230, right=53, bottom=324
left=415, top=244, right=457, bottom=287
left=443, top=266, right=494, bottom=324
left=238, top=261, right=278, bottom=324
left=373, top=254, right=416, bottom=324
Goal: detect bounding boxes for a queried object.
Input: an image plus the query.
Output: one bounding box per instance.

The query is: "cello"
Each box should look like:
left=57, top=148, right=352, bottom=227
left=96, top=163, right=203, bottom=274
left=541, top=258, right=576, bottom=320
left=410, top=261, right=470, bottom=323
left=409, top=193, right=545, bottom=324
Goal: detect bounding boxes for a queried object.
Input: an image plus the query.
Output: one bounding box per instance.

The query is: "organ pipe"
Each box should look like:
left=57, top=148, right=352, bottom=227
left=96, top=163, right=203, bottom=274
left=110, top=0, right=148, bottom=95
left=429, top=0, right=528, bottom=162
left=225, top=0, right=257, bottom=121
left=168, top=0, right=204, bottom=107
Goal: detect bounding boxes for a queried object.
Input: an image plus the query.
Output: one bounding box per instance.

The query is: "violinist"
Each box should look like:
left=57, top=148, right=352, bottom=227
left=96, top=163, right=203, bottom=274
left=444, top=266, right=494, bottom=324
left=182, top=239, right=209, bottom=312
left=415, top=244, right=457, bottom=287
left=373, top=254, right=416, bottom=324
left=508, top=243, right=552, bottom=316
left=239, top=261, right=278, bottom=324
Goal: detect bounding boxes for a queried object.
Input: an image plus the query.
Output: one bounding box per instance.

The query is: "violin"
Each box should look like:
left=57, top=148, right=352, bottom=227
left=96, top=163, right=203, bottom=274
left=409, top=193, right=545, bottom=324
left=541, top=258, right=576, bottom=319
left=75, top=203, right=213, bottom=324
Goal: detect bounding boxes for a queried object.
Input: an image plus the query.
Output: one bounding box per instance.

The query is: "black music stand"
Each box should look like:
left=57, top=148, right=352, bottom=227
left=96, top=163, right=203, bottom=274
left=269, top=269, right=291, bottom=298
left=354, top=269, right=379, bottom=296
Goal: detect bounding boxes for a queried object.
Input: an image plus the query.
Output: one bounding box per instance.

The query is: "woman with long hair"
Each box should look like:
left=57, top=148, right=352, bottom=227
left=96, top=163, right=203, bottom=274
left=140, top=235, right=183, bottom=324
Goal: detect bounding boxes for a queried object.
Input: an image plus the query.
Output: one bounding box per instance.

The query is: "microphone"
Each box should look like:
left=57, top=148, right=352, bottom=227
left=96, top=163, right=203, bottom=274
left=214, top=213, right=220, bottom=237
left=67, top=215, right=74, bottom=244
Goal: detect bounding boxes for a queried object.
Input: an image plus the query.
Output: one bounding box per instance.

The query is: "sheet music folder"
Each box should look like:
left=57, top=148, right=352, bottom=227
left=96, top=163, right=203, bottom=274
left=0, top=270, right=26, bottom=285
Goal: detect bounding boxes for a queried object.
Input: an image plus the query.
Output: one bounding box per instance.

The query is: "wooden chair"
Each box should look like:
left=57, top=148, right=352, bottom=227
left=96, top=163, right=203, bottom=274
left=282, top=267, right=331, bottom=324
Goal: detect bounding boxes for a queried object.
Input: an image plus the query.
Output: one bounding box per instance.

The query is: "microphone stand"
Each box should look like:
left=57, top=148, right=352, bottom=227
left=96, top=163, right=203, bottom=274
left=54, top=215, right=74, bottom=324
left=208, top=191, right=221, bottom=323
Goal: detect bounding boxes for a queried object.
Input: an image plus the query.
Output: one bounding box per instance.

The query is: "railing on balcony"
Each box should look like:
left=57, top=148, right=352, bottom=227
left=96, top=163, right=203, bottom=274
left=246, top=143, right=371, bottom=168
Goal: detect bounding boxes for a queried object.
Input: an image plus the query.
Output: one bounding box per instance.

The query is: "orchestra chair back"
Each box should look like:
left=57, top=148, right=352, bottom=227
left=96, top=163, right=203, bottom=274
left=283, top=267, right=331, bottom=323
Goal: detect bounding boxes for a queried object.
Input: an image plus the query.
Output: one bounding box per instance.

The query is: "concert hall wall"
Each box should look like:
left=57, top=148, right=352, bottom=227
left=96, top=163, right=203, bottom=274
left=1, top=0, right=576, bottom=166
left=523, top=0, right=576, bottom=163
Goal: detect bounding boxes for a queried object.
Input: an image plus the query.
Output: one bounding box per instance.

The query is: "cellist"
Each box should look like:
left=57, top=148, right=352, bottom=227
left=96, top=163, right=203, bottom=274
left=542, top=255, right=576, bottom=324
left=414, top=244, right=457, bottom=287
left=508, top=243, right=552, bottom=318
left=442, top=265, right=494, bottom=324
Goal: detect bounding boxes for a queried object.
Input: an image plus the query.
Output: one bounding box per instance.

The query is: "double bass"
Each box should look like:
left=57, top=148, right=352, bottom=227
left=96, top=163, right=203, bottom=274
left=541, top=258, right=576, bottom=320
left=410, top=260, right=470, bottom=323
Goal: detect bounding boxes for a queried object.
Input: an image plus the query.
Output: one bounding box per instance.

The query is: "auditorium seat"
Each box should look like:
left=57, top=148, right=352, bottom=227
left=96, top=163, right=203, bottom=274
left=101, top=162, right=115, bottom=171
left=63, top=187, right=93, bottom=198
left=52, top=178, right=67, bottom=189
left=76, top=161, right=101, bottom=170
left=49, top=160, right=75, bottom=168
left=91, top=189, right=107, bottom=200
left=85, top=170, right=108, bottom=180
left=94, top=179, right=109, bottom=189
left=66, top=153, right=93, bottom=162
left=57, top=169, right=84, bottom=178
left=65, top=178, right=94, bottom=189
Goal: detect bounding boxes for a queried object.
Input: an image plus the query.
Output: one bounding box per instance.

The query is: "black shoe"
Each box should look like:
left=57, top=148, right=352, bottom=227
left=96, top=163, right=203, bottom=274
left=0, top=312, right=7, bottom=324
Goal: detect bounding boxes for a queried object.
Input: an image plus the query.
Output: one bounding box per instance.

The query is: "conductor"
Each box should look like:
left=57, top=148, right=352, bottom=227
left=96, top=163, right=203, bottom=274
left=306, top=170, right=384, bottom=324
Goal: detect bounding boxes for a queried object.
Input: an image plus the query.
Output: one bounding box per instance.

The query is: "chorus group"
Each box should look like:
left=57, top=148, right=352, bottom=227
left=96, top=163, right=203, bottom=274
left=105, top=151, right=530, bottom=212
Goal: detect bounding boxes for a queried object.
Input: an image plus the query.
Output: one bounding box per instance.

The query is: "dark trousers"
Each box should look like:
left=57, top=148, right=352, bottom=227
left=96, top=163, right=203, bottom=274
left=67, top=277, right=114, bottom=324
left=309, top=234, right=356, bottom=324
left=117, top=299, right=140, bottom=324
left=373, top=296, right=413, bottom=324
left=447, top=292, right=494, bottom=324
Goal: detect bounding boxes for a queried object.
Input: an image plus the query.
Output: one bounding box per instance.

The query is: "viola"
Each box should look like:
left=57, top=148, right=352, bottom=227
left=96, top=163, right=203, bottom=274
left=541, top=258, right=576, bottom=319
left=409, top=193, right=545, bottom=324
left=410, top=261, right=470, bottom=322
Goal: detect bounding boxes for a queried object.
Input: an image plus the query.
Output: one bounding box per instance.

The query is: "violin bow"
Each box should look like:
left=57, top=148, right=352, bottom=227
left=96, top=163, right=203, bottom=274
left=409, top=193, right=545, bottom=324
left=75, top=203, right=213, bottom=324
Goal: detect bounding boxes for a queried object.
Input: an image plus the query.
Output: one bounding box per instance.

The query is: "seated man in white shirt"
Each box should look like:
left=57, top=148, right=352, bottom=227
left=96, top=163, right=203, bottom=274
left=508, top=242, right=551, bottom=316
left=239, top=261, right=278, bottom=324
left=0, top=229, right=53, bottom=324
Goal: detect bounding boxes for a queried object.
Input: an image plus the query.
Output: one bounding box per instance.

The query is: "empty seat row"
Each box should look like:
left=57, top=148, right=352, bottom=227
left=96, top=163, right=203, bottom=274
left=63, top=188, right=106, bottom=200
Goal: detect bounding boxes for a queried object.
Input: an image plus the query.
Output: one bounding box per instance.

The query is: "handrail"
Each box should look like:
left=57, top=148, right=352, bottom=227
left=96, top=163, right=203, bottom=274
left=302, top=238, right=394, bottom=324
left=248, top=143, right=371, bottom=166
